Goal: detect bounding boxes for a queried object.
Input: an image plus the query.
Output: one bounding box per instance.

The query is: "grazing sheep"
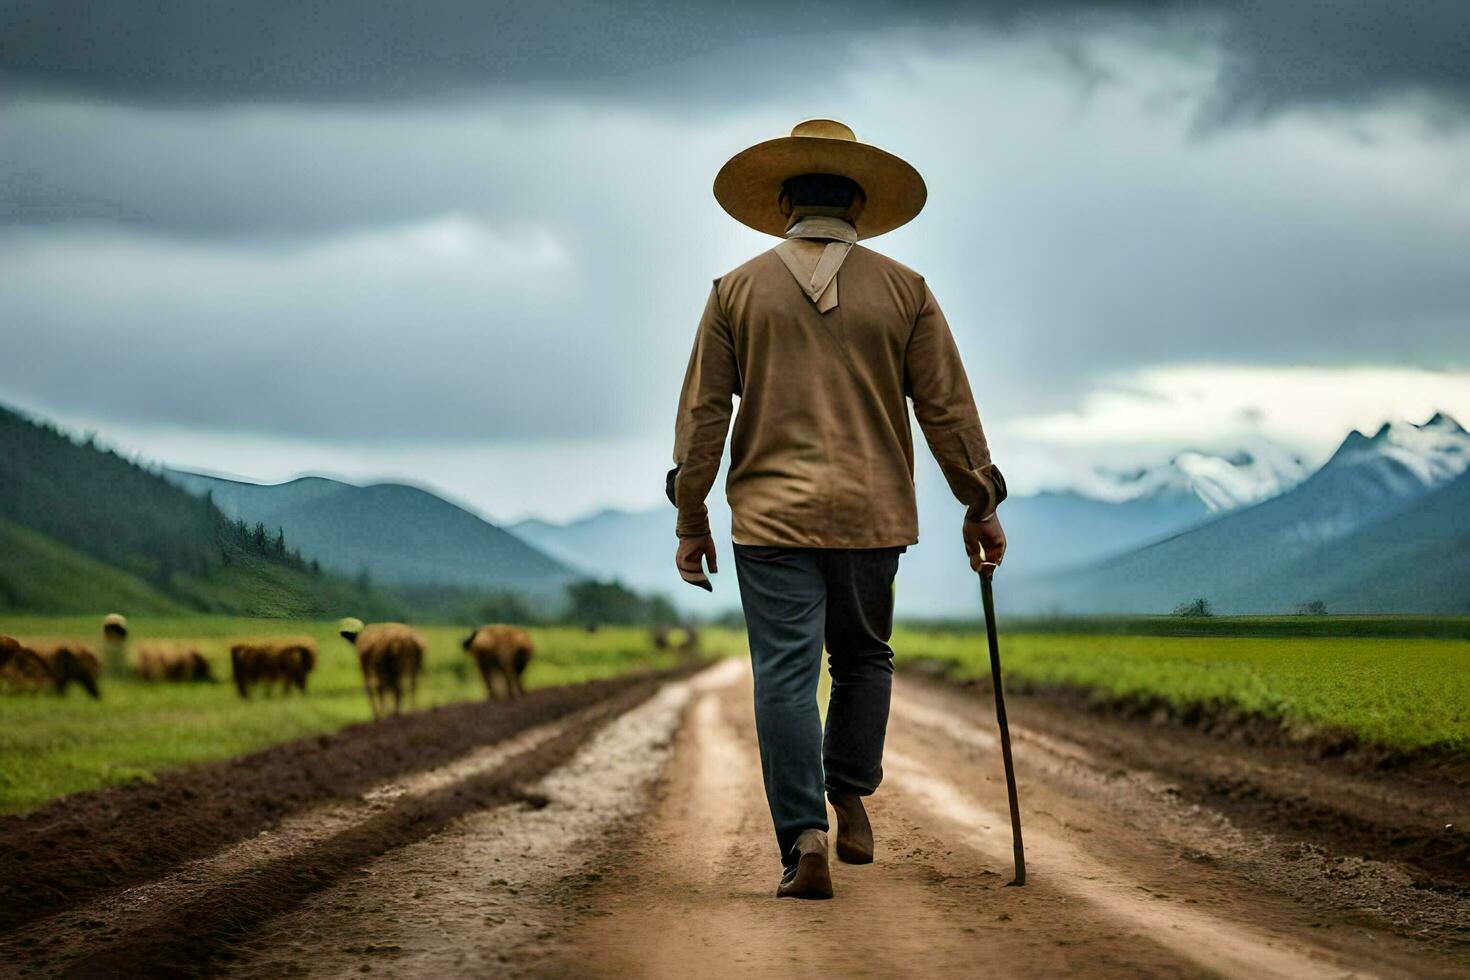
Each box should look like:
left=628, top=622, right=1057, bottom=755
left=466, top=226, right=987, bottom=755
left=0, top=636, right=101, bottom=698
left=101, top=613, right=129, bottom=641
left=43, top=644, right=102, bottom=698
left=339, top=619, right=424, bottom=720
left=101, top=613, right=129, bottom=677
left=134, top=644, right=215, bottom=683
left=0, top=635, right=49, bottom=693
left=229, top=638, right=318, bottom=699
left=461, top=624, right=534, bottom=701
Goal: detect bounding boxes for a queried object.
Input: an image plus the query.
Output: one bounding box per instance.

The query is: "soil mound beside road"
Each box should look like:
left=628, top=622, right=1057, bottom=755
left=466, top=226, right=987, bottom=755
left=0, top=669, right=687, bottom=935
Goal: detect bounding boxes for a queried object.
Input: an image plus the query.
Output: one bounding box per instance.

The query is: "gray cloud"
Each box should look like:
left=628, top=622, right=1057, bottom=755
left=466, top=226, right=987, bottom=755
left=2, top=27, right=1467, bottom=450
left=0, top=216, right=636, bottom=442
left=4, top=1, right=1468, bottom=118
left=0, top=13, right=1466, bottom=471
left=1207, top=3, right=1470, bottom=121
left=0, top=1, right=965, bottom=103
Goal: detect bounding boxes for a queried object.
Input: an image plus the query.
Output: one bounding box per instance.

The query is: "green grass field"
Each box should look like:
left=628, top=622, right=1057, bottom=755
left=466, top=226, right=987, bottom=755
left=912, top=614, right=1470, bottom=640
left=0, top=615, right=743, bottom=814
left=894, top=626, right=1470, bottom=756
left=7, top=613, right=1467, bottom=814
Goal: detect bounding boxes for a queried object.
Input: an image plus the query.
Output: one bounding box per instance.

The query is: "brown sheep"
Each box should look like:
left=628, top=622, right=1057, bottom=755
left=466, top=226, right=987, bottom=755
left=134, top=644, right=215, bottom=683
left=339, top=619, right=424, bottom=720
left=229, top=639, right=318, bottom=699
left=0, top=635, right=49, bottom=693
left=44, top=644, right=103, bottom=698
left=1, top=634, right=25, bottom=666
left=461, top=624, right=534, bottom=701
left=0, top=636, right=101, bottom=698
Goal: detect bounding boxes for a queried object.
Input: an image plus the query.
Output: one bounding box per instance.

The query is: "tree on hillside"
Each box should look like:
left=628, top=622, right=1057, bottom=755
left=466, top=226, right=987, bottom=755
left=1172, top=597, right=1213, bottom=618
left=564, top=579, right=682, bottom=628
left=478, top=590, right=540, bottom=625
left=565, top=579, right=639, bottom=628
left=565, top=579, right=650, bottom=627
left=645, top=593, right=680, bottom=628
left=0, top=402, right=376, bottom=616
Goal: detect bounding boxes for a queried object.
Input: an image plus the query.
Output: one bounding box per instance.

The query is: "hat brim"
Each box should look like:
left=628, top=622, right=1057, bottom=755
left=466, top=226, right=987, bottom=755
left=713, top=136, right=926, bottom=240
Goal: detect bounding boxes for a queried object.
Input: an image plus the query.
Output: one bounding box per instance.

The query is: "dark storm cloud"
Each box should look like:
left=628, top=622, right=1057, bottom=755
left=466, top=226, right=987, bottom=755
left=1207, top=3, right=1470, bottom=120
left=1, top=2, right=1467, bottom=459
left=0, top=1, right=1166, bottom=105
left=7, top=1, right=1464, bottom=115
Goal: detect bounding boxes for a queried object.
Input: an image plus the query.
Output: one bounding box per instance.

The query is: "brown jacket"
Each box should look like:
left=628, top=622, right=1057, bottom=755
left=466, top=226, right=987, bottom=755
left=671, top=227, right=1005, bottom=548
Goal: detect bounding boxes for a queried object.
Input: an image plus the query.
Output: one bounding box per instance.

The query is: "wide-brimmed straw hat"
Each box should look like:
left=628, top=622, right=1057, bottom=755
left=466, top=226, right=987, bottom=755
left=713, top=119, right=926, bottom=240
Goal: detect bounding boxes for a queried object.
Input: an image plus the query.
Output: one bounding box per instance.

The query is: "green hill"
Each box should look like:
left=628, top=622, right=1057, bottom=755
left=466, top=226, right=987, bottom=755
left=166, top=471, right=577, bottom=600
left=0, top=404, right=393, bottom=618
left=0, top=519, right=184, bottom=614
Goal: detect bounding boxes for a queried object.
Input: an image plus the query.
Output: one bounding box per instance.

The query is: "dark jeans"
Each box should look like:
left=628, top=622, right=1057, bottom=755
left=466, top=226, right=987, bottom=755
left=733, top=544, right=903, bottom=868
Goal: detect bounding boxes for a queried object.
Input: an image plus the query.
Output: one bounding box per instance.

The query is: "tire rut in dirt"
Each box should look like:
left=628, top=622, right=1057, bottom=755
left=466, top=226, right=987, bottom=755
left=43, top=679, right=664, bottom=980
left=915, top=673, right=1470, bottom=894
left=0, top=669, right=690, bottom=937
left=901, top=674, right=1470, bottom=958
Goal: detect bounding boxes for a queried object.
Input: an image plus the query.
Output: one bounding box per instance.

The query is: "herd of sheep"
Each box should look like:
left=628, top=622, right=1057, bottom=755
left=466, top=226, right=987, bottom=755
left=0, top=613, right=535, bottom=720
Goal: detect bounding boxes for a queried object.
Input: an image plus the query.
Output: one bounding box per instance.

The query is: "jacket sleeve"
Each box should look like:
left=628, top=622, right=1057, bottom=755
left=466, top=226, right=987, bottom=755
left=904, top=283, right=1007, bottom=521
left=669, top=282, right=739, bottom=537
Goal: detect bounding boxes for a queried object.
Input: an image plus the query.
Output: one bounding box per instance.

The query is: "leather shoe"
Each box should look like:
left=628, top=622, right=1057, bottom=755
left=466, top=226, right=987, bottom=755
left=828, top=791, right=874, bottom=864
left=776, top=829, right=833, bottom=899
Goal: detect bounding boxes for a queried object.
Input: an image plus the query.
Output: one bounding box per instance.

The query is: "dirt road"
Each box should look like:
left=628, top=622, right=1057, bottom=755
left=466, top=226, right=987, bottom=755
left=2, top=659, right=1466, bottom=978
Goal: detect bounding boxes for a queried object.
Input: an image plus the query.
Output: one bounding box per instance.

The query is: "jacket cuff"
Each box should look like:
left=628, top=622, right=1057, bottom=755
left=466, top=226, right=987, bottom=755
left=676, top=507, right=711, bottom=538
left=964, top=465, right=1008, bottom=522
left=668, top=464, right=710, bottom=536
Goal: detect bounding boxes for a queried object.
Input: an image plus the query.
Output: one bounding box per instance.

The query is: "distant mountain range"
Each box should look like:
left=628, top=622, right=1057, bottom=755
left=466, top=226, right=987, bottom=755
left=165, top=471, right=578, bottom=601
left=0, top=404, right=382, bottom=618
left=1023, top=413, right=1470, bottom=614
left=1071, top=439, right=1308, bottom=511
left=512, top=436, right=1322, bottom=616
left=516, top=414, right=1470, bottom=617
left=8, top=393, right=1465, bottom=619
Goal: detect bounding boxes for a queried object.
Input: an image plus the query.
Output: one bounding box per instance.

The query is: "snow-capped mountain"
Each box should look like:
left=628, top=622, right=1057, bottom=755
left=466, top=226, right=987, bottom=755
left=513, top=413, right=1470, bottom=617
left=1024, top=412, right=1470, bottom=614
left=1322, top=412, right=1470, bottom=493
left=1071, top=440, right=1308, bottom=512
left=1270, top=412, right=1470, bottom=547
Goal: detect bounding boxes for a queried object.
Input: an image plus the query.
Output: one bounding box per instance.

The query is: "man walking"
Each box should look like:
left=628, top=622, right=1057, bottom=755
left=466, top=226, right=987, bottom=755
left=668, top=120, right=1008, bottom=899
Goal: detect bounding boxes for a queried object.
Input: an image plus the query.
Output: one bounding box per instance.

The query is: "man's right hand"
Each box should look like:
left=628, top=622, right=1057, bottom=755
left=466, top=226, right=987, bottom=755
left=963, top=514, right=1006, bottom=579
left=675, top=534, right=718, bottom=592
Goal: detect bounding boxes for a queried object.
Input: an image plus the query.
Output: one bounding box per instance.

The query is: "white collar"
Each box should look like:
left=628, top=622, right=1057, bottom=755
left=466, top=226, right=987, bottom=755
left=784, top=215, right=858, bottom=244
left=775, top=218, right=856, bottom=312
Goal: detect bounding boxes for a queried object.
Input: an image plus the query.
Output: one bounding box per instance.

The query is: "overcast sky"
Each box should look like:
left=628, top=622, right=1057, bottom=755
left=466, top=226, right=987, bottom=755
left=2, top=1, right=1468, bottom=522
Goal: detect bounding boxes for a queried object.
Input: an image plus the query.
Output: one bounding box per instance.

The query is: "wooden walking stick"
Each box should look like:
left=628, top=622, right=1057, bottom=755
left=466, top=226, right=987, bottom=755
left=980, top=565, right=1026, bottom=885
